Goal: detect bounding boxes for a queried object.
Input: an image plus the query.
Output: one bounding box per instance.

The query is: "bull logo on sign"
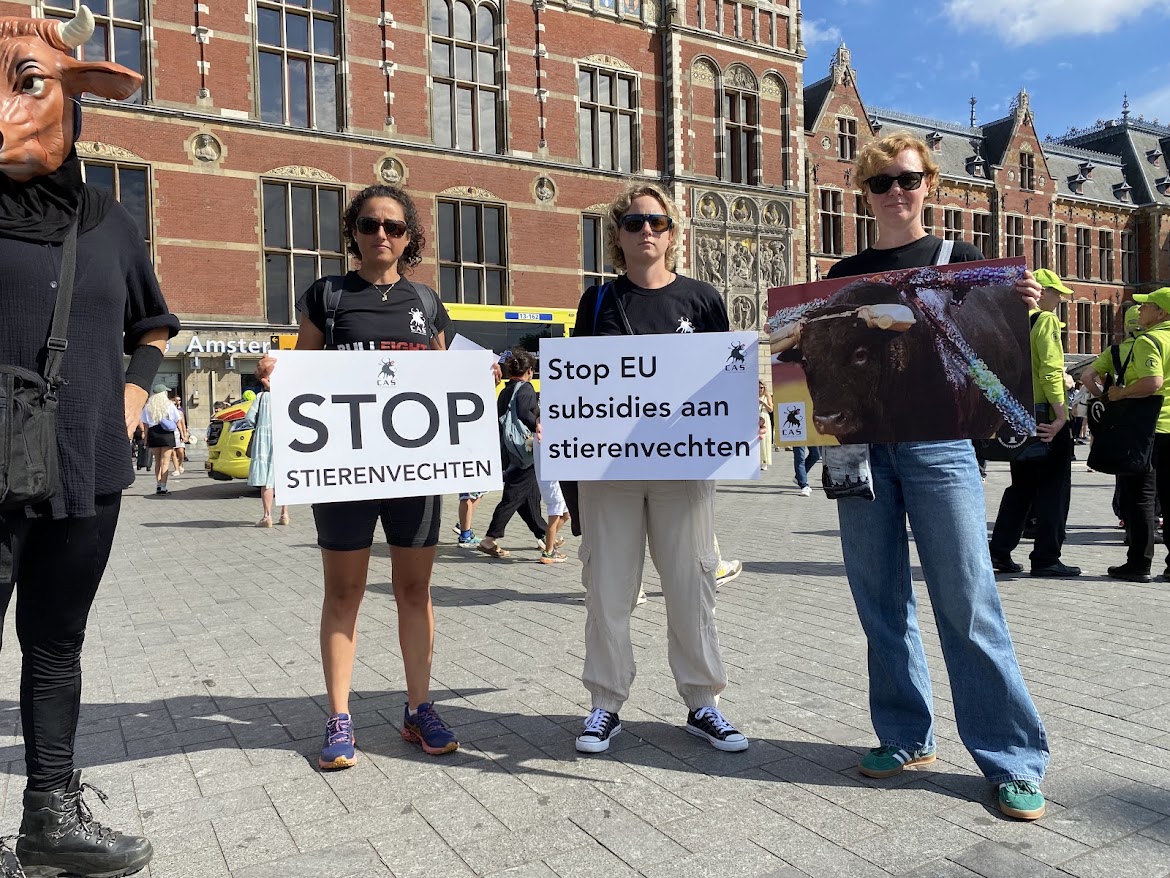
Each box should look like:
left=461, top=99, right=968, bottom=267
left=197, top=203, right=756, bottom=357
left=408, top=308, right=427, bottom=335
left=725, top=342, right=747, bottom=371
left=377, top=359, right=397, bottom=386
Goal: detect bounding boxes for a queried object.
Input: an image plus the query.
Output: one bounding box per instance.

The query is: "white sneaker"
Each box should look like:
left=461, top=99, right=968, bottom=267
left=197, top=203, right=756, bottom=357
left=636, top=588, right=647, bottom=605
left=715, top=559, right=742, bottom=589
left=685, top=706, right=748, bottom=751
left=799, top=486, right=812, bottom=497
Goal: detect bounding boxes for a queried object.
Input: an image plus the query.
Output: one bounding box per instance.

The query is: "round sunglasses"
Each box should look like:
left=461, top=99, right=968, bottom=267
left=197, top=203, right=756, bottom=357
left=863, top=171, right=926, bottom=195
left=618, top=213, right=674, bottom=234
left=355, top=216, right=409, bottom=238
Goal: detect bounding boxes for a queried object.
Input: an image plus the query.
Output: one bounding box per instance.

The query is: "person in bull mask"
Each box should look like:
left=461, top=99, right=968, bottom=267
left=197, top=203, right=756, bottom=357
left=825, top=132, right=1050, bottom=821
left=0, top=8, right=178, bottom=876
left=988, top=269, right=1079, bottom=578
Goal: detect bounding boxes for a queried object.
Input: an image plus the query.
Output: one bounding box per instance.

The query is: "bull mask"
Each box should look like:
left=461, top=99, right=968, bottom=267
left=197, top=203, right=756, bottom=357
left=0, top=7, right=142, bottom=181
left=769, top=304, right=916, bottom=356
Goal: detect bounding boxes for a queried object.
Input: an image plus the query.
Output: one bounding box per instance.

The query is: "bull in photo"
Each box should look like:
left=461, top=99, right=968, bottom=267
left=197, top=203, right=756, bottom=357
left=768, top=259, right=1034, bottom=446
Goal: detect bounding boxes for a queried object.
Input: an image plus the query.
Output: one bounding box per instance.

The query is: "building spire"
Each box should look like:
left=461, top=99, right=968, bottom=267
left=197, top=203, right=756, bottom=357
left=969, top=96, right=977, bottom=128
left=1122, top=92, right=1130, bottom=121
left=830, top=42, right=853, bottom=86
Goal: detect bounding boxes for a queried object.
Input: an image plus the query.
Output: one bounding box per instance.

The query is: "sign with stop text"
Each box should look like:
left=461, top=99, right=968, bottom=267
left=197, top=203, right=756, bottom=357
left=539, top=332, right=760, bottom=481
left=269, top=350, right=502, bottom=504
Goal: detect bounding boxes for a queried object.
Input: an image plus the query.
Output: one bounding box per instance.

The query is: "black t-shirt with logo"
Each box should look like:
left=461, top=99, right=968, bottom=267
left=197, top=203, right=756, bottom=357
left=574, top=273, right=730, bottom=337
left=826, top=235, right=984, bottom=279
left=297, top=272, right=450, bottom=350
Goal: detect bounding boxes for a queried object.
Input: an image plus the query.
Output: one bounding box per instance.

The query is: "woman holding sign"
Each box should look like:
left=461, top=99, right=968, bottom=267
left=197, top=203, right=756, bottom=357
left=256, top=185, right=460, bottom=766
left=825, top=132, right=1050, bottom=820
left=568, top=182, right=748, bottom=754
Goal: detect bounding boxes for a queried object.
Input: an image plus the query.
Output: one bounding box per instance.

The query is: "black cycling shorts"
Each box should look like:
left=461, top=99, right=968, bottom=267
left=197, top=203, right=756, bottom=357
left=312, top=495, right=442, bottom=551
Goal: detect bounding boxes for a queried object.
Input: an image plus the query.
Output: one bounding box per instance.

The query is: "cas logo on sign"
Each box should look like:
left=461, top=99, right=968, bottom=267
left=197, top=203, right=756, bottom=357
left=725, top=342, right=748, bottom=372
left=780, top=403, right=806, bottom=441
left=378, top=359, right=397, bottom=386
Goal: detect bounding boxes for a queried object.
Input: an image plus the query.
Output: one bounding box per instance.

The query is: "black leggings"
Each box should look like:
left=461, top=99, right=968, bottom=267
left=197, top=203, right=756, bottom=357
left=0, top=494, right=121, bottom=791
left=486, top=464, right=546, bottom=541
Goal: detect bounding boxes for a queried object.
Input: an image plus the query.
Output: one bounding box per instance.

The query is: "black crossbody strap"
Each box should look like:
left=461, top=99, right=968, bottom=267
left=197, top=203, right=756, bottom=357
left=43, top=219, right=79, bottom=389
left=323, top=276, right=340, bottom=349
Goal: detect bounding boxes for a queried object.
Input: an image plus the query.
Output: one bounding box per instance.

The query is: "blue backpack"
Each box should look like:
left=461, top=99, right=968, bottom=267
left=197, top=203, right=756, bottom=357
left=500, top=386, right=534, bottom=468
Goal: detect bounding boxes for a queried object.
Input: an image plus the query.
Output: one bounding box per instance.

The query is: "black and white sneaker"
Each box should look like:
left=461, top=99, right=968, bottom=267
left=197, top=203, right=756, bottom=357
left=685, top=706, right=748, bottom=751
left=575, top=708, right=621, bottom=753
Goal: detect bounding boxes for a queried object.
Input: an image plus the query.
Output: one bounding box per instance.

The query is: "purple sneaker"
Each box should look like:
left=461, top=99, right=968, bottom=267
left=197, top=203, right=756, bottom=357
left=319, top=713, right=356, bottom=770
left=402, top=702, right=459, bottom=755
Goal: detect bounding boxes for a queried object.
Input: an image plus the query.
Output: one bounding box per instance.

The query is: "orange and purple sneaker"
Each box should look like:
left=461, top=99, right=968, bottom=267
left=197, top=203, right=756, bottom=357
left=319, top=713, right=356, bottom=770
left=402, top=702, right=459, bottom=755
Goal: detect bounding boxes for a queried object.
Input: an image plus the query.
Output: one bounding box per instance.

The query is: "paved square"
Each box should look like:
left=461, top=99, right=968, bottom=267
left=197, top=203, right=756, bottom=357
left=2, top=451, right=1168, bottom=877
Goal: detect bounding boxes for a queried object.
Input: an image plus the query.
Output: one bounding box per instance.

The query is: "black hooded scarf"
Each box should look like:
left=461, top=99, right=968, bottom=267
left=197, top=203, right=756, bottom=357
left=0, top=148, right=113, bottom=243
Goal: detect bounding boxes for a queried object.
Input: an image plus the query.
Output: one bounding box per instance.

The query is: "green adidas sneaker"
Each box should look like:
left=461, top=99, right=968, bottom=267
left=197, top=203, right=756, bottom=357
left=998, top=781, right=1046, bottom=820
left=858, top=745, right=937, bottom=779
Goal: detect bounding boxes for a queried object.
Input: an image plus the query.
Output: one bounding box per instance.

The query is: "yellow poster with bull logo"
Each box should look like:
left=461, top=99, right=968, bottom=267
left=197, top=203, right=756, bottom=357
left=767, top=257, right=1033, bottom=447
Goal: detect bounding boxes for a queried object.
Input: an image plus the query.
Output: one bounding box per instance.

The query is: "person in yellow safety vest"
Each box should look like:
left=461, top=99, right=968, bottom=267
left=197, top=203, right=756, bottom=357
left=1082, top=287, right=1170, bottom=582
left=989, top=269, right=1079, bottom=577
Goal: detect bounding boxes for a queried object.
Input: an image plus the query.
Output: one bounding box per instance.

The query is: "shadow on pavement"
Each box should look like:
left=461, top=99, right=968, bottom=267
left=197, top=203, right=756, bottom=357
left=0, top=692, right=946, bottom=795
left=140, top=520, right=256, bottom=529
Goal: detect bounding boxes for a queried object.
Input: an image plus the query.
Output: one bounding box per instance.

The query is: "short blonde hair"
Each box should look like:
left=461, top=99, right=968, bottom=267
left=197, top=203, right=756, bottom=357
left=854, top=131, right=940, bottom=194
left=605, top=181, right=682, bottom=274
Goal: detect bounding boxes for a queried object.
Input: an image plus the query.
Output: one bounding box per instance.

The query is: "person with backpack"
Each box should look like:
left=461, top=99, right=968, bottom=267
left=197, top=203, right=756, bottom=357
left=1082, top=288, right=1170, bottom=582
left=476, top=347, right=548, bottom=559
left=255, top=184, right=461, bottom=766
left=988, top=269, right=1079, bottom=578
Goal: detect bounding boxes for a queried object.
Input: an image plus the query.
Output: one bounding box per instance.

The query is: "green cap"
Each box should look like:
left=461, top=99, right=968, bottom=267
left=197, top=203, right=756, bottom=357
left=151, top=383, right=169, bottom=394
left=1033, top=268, right=1074, bottom=296
left=1133, top=287, right=1170, bottom=313
left=1124, top=305, right=1143, bottom=334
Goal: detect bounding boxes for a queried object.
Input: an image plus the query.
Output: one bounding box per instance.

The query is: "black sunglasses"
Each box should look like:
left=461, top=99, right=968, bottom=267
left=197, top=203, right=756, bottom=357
left=864, top=172, right=926, bottom=195
left=355, top=216, right=409, bottom=238
left=619, top=213, right=674, bottom=234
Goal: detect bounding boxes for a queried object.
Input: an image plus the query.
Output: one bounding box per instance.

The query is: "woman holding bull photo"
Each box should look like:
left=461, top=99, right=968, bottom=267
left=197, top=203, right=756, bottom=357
left=824, top=132, right=1051, bottom=820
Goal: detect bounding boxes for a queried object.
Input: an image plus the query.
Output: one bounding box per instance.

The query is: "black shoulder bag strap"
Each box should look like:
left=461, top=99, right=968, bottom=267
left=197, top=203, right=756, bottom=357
left=591, top=281, right=634, bottom=335
left=322, top=276, right=342, bottom=349
left=44, top=220, right=79, bottom=391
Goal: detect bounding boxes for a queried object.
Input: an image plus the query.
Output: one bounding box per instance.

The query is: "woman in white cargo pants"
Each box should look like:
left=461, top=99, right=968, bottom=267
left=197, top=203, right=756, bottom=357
left=570, top=182, right=748, bottom=754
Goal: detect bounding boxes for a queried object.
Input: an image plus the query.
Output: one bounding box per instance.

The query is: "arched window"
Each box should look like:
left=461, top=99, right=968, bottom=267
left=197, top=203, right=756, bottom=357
left=719, top=66, right=759, bottom=185
left=430, top=0, right=502, bottom=153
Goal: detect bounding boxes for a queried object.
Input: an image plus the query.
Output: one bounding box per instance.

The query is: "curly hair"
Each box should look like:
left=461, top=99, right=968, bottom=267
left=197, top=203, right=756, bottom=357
left=505, top=346, right=536, bottom=377
left=604, top=181, right=682, bottom=274
left=342, top=184, right=426, bottom=274
left=854, top=132, right=941, bottom=196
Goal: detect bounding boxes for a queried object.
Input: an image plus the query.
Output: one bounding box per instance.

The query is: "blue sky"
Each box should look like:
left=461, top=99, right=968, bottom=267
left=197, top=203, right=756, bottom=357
left=802, top=0, right=1170, bottom=139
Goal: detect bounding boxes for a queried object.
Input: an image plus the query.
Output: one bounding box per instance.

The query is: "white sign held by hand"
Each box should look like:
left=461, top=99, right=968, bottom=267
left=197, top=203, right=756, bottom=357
left=270, top=350, right=502, bottom=504
left=539, top=332, right=760, bottom=481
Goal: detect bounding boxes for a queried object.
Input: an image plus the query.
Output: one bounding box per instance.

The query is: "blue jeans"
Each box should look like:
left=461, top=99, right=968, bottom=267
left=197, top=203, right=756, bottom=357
left=793, top=446, right=821, bottom=488
left=836, top=441, right=1049, bottom=785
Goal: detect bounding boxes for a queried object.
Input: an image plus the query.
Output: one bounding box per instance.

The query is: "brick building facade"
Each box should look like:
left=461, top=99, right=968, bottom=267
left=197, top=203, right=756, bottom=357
left=5, top=1, right=1168, bottom=426
left=3, top=0, right=805, bottom=426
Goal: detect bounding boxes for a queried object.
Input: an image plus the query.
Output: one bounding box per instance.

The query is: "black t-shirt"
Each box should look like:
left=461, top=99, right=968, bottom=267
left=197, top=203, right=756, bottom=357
left=826, top=235, right=984, bottom=280
left=0, top=202, right=179, bottom=518
left=573, top=273, right=729, bottom=337
left=297, top=272, right=450, bottom=351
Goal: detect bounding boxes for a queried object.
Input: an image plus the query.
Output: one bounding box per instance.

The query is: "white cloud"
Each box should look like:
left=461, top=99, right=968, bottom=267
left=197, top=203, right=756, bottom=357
left=803, top=18, right=843, bottom=47
left=944, top=0, right=1170, bottom=45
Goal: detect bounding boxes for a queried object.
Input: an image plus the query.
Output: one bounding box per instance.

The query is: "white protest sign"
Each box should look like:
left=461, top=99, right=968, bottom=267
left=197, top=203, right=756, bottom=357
left=539, top=332, right=760, bottom=481
left=270, top=350, right=502, bottom=504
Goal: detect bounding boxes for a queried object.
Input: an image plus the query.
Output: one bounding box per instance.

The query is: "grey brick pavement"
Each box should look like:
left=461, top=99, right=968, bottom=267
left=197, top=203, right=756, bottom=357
left=1, top=452, right=1169, bottom=877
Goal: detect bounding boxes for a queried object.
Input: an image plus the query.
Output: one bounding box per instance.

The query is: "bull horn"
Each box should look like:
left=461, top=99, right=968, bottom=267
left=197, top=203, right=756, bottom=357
left=859, top=304, right=916, bottom=332
left=58, top=6, right=95, bottom=49
left=769, top=321, right=803, bottom=355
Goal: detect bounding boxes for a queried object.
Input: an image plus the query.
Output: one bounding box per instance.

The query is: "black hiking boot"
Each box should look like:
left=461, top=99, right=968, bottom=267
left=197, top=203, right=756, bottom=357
left=16, top=770, right=152, bottom=877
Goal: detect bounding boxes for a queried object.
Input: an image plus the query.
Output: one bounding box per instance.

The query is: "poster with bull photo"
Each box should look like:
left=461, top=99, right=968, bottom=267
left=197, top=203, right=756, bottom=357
left=767, top=257, right=1035, bottom=450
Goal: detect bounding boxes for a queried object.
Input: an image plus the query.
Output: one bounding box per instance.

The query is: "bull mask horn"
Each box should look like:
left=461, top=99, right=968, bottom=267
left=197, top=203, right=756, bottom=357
left=769, top=321, right=803, bottom=355
left=58, top=6, right=95, bottom=49
left=858, top=304, right=916, bottom=332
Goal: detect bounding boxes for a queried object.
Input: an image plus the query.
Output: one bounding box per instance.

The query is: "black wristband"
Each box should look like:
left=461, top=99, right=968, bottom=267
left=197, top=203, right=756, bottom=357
left=125, top=344, right=164, bottom=392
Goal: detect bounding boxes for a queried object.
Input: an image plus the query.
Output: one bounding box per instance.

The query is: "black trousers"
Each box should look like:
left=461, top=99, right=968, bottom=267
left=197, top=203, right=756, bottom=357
left=486, top=464, right=546, bottom=541
left=1118, top=433, right=1170, bottom=572
left=0, top=494, right=121, bottom=792
left=989, top=426, right=1073, bottom=567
